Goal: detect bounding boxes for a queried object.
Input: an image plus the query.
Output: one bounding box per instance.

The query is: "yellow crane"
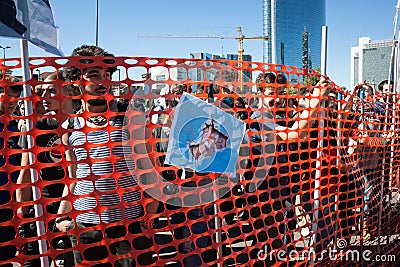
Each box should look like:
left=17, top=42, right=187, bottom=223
left=138, top=26, right=268, bottom=88
left=138, top=26, right=268, bottom=62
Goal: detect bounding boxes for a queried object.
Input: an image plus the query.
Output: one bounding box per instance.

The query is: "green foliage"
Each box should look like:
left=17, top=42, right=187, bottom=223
left=288, top=87, right=298, bottom=95
left=302, top=67, right=320, bottom=86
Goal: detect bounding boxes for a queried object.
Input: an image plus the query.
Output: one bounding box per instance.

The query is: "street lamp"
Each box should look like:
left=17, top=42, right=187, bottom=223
left=116, top=68, right=121, bottom=82
left=36, top=69, right=41, bottom=81
left=116, top=68, right=121, bottom=96
left=0, top=45, right=11, bottom=62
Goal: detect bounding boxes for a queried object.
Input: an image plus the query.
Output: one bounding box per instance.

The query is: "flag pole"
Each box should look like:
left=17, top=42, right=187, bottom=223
left=96, top=0, right=99, bottom=46
left=309, top=25, right=328, bottom=258
left=20, top=39, right=50, bottom=267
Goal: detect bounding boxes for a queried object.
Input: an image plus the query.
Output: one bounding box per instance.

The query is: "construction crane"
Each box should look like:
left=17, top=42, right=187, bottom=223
left=138, top=26, right=267, bottom=62
left=138, top=26, right=268, bottom=89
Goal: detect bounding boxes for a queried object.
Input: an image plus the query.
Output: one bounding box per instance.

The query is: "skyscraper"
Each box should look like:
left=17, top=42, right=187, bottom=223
left=350, top=37, right=393, bottom=87
left=263, top=0, right=326, bottom=69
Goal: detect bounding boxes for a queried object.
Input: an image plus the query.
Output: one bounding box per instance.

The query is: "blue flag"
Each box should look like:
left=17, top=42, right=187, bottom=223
left=0, top=0, right=63, bottom=56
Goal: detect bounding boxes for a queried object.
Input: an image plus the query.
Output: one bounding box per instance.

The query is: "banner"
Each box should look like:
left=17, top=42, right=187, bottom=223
left=0, top=56, right=399, bottom=266
left=0, top=0, right=63, bottom=56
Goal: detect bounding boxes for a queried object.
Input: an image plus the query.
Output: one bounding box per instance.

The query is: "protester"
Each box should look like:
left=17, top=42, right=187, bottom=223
left=299, top=85, right=339, bottom=243
left=57, top=45, right=158, bottom=267
left=376, top=79, right=395, bottom=213
left=151, top=82, right=216, bottom=266
left=14, top=71, right=81, bottom=266
left=154, top=83, right=189, bottom=147
left=251, top=71, right=330, bottom=250
left=377, top=79, right=394, bottom=97
left=339, top=83, right=392, bottom=240
left=0, top=76, right=23, bottom=266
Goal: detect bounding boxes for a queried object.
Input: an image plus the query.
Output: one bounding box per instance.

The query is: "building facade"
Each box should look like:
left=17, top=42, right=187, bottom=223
left=350, top=37, right=393, bottom=88
left=178, top=52, right=253, bottom=83
left=263, top=0, right=326, bottom=69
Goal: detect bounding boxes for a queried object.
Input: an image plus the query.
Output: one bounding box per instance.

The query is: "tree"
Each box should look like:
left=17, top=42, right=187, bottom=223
left=302, top=67, right=320, bottom=86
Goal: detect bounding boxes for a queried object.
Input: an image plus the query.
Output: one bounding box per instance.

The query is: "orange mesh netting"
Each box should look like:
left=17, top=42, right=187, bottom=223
left=0, top=56, right=399, bottom=267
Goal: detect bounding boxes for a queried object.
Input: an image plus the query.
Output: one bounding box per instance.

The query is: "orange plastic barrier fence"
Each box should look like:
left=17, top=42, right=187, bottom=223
left=0, top=56, right=399, bottom=267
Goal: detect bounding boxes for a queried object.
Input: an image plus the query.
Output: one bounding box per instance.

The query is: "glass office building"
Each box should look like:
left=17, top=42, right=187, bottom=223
left=263, top=0, right=326, bottom=69
left=351, top=37, right=393, bottom=87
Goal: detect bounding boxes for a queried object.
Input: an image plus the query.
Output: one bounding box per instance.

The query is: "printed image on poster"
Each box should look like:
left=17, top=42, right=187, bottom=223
left=165, top=92, right=246, bottom=174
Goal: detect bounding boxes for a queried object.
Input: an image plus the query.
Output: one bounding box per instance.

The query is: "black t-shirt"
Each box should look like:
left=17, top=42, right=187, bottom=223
left=20, top=118, right=65, bottom=212
left=35, top=118, right=64, bottom=170
left=0, top=120, right=21, bottom=204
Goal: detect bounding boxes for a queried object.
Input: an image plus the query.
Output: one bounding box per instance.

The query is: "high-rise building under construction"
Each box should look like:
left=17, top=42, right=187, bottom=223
left=263, top=0, right=326, bottom=70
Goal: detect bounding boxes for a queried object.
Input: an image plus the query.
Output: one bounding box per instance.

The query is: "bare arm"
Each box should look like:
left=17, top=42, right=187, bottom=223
left=341, top=84, right=363, bottom=112
left=56, top=133, right=77, bottom=215
left=15, top=151, right=34, bottom=215
left=53, top=133, right=78, bottom=232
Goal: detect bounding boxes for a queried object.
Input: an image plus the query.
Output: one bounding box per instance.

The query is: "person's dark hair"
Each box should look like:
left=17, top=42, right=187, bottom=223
left=256, top=72, right=287, bottom=92
left=195, top=84, right=205, bottom=94
left=235, top=97, right=247, bottom=108
left=378, top=79, right=394, bottom=92
left=42, top=71, right=83, bottom=112
left=212, top=68, right=238, bottom=94
left=63, top=45, right=117, bottom=81
left=357, top=84, right=374, bottom=98
left=171, top=84, right=188, bottom=95
left=236, top=111, right=248, bottom=121
left=103, top=52, right=117, bottom=76
left=299, top=87, right=309, bottom=96
left=72, top=45, right=106, bottom=57
left=0, top=75, right=22, bottom=94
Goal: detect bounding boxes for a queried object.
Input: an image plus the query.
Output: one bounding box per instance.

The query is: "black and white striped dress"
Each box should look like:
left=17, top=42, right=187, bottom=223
left=69, top=118, right=143, bottom=224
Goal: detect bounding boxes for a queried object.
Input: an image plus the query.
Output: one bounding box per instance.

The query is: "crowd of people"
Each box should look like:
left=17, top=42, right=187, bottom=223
left=0, top=45, right=398, bottom=266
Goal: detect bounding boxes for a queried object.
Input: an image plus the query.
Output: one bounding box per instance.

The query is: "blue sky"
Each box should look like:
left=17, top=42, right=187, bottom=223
left=0, top=0, right=397, bottom=88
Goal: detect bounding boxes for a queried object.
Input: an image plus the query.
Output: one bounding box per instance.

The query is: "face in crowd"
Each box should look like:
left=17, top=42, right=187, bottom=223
left=34, top=74, right=60, bottom=113
left=327, top=90, right=338, bottom=115
left=360, top=85, right=373, bottom=100
left=263, top=85, right=287, bottom=110
left=169, top=84, right=188, bottom=108
left=82, top=66, right=110, bottom=113
left=256, top=73, right=288, bottom=112
left=0, top=84, right=22, bottom=116
left=382, top=83, right=392, bottom=95
left=377, top=80, right=393, bottom=99
left=82, top=66, right=108, bottom=96
left=35, top=72, right=83, bottom=114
